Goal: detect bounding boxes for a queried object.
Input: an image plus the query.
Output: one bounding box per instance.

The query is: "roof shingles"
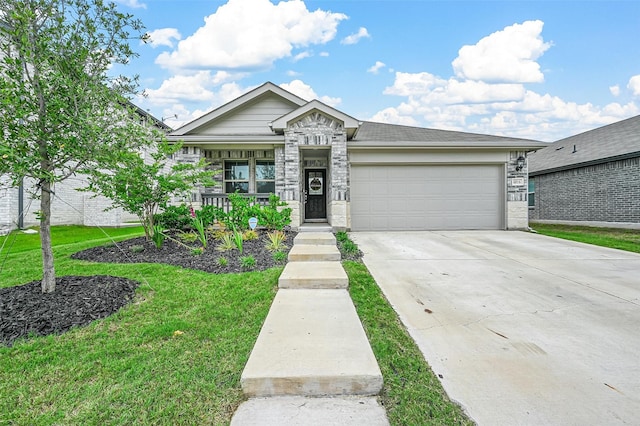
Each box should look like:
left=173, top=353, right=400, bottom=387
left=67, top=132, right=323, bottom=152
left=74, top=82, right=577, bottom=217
left=529, top=115, right=640, bottom=174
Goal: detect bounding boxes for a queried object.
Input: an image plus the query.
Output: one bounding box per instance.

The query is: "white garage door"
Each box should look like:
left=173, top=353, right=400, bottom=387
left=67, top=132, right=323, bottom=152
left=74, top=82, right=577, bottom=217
left=350, top=164, right=504, bottom=231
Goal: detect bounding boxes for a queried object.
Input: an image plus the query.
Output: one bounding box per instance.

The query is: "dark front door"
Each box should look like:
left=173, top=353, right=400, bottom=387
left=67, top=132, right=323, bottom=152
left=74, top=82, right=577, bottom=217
left=305, top=169, right=326, bottom=220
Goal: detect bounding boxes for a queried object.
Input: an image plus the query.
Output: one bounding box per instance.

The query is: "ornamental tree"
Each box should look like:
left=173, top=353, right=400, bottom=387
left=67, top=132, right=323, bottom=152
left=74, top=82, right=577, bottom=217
left=85, top=141, right=216, bottom=240
left=0, top=0, right=149, bottom=293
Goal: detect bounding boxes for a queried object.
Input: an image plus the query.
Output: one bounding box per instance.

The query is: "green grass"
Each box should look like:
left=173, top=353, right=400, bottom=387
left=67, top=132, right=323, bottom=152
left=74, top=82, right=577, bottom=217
left=1, top=226, right=473, bottom=425
left=346, top=261, right=472, bottom=425
left=529, top=223, right=640, bottom=254
left=0, top=226, right=279, bottom=425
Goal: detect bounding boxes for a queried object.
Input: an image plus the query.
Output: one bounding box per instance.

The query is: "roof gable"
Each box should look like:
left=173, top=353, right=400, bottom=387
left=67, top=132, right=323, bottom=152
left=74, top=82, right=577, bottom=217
left=529, top=115, right=640, bottom=174
left=170, top=82, right=307, bottom=136
left=270, top=100, right=360, bottom=138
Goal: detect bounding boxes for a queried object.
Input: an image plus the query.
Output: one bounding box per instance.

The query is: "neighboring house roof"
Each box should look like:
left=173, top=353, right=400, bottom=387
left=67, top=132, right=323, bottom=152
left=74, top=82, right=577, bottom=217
left=529, top=114, right=640, bottom=175
left=350, top=121, right=546, bottom=150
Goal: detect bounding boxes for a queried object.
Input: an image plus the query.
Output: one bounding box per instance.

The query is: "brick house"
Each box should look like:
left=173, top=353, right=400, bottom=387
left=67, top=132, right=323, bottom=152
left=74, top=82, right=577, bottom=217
left=168, top=82, right=546, bottom=231
left=528, top=115, right=640, bottom=227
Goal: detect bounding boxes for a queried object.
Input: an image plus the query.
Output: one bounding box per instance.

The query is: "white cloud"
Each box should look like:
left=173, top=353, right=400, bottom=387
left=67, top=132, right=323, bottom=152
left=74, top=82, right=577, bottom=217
left=319, top=52, right=330, bottom=57
left=370, top=107, right=420, bottom=126
left=286, top=70, right=301, bottom=77
left=452, top=20, right=551, bottom=83
left=367, top=61, right=386, bottom=74
left=143, top=71, right=242, bottom=105
left=341, top=27, right=370, bottom=45
left=627, top=75, right=640, bottom=96
left=155, top=0, right=347, bottom=70
left=147, top=28, right=182, bottom=48
left=279, top=79, right=342, bottom=107
left=114, top=0, right=146, bottom=9
left=609, top=85, right=620, bottom=97
left=293, top=51, right=312, bottom=62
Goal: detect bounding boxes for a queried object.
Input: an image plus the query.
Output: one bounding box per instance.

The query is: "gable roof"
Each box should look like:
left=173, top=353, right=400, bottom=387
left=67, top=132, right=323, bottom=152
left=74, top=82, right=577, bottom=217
left=170, top=82, right=307, bottom=136
left=350, top=121, right=546, bottom=149
left=270, top=99, right=360, bottom=138
left=529, top=114, right=640, bottom=175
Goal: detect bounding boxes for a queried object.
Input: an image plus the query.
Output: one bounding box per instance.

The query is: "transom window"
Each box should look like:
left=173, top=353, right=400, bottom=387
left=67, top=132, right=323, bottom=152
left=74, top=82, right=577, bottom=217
left=224, top=160, right=275, bottom=193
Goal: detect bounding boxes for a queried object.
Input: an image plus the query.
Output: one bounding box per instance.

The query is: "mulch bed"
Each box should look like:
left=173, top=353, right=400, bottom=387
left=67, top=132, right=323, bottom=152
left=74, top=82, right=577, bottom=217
left=70, top=230, right=297, bottom=274
left=1, top=230, right=298, bottom=347
left=0, top=276, right=138, bottom=347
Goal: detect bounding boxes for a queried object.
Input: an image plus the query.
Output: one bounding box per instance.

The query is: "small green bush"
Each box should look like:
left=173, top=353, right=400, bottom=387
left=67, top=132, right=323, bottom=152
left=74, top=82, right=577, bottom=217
left=154, top=204, right=192, bottom=230
left=191, top=247, right=203, bottom=255
left=130, top=244, right=144, bottom=253
left=151, top=225, right=165, bottom=249
left=272, top=250, right=287, bottom=263
left=240, top=255, right=256, bottom=270
left=217, top=256, right=228, bottom=267
left=265, top=230, right=287, bottom=252
left=243, top=229, right=259, bottom=241
left=179, top=232, right=198, bottom=243
left=258, top=194, right=292, bottom=230
left=216, top=234, right=235, bottom=252
left=335, top=231, right=349, bottom=243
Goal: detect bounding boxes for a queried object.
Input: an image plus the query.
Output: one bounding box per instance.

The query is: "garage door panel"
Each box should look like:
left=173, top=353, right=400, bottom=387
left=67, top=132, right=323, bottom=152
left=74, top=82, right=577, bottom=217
left=351, top=165, right=504, bottom=231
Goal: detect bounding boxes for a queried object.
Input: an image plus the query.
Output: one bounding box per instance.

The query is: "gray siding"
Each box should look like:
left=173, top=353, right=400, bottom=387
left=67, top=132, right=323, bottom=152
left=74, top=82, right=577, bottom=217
left=196, top=95, right=298, bottom=135
left=530, top=156, right=640, bottom=223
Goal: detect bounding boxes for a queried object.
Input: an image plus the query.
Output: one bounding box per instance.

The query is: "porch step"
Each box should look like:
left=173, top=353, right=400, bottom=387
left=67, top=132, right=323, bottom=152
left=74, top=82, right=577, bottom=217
left=240, top=289, right=383, bottom=397
left=279, top=261, right=348, bottom=289
left=299, top=224, right=332, bottom=233
left=294, top=232, right=336, bottom=246
left=288, top=244, right=341, bottom=262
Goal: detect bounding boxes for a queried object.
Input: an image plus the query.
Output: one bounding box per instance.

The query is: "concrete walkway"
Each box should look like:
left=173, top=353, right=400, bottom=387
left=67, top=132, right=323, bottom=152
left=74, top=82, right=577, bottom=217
left=231, top=232, right=388, bottom=425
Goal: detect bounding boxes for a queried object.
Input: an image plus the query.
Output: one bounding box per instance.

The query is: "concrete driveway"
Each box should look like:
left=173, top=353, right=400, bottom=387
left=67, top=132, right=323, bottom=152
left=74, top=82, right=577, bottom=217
left=351, top=231, right=640, bottom=425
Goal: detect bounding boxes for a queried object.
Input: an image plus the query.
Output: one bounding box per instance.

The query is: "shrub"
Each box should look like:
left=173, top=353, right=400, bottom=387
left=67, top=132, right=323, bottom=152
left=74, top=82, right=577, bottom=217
left=151, top=225, right=165, bottom=249
left=197, top=205, right=224, bottom=228
left=258, top=194, right=292, bottom=230
left=233, top=230, right=244, bottom=254
left=240, top=255, right=256, bottom=270
left=191, top=247, right=203, bottom=255
left=335, top=231, right=349, bottom=243
left=216, top=234, right=235, bottom=252
left=179, top=232, right=198, bottom=243
left=154, top=204, right=192, bottom=230
left=130, top=244, right=144, bottom=253
left=265, top=230, right=287, bottom=252
left=221, top=193, right=262, bottom=231
left=243, top=229, right=259, bottom=241
left=272, top=250, right=287, bottom=263
left=217, top=256, right=228, bottom=267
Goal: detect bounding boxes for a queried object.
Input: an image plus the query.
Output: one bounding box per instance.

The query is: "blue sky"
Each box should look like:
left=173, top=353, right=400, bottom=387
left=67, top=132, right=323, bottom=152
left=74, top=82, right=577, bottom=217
left=114, top=0, right=640, bottom=142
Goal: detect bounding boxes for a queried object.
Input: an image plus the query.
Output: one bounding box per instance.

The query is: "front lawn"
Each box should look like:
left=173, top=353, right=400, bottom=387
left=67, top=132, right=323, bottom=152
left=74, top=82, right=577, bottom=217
left=1, top=226, right=472, bottom=425
left=0, top=226, right=279, bottom=424
left=529, top=223, right=640, bottom=254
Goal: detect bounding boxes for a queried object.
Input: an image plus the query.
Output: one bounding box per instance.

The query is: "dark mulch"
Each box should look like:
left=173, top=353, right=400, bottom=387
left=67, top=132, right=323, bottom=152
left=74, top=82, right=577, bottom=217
left=70, top=230, right=297, bottom=274
left=0, top=275, right=138, bottom=347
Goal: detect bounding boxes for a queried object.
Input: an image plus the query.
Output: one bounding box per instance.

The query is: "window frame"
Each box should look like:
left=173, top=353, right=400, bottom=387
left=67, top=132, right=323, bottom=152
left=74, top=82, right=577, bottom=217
left=528, top=179, right=535, bottom=208
left=255, top=160, right=275, bottom=194
left=222, top=159, right=276, bottom=194
left=224, top=160, right=250, bottom=193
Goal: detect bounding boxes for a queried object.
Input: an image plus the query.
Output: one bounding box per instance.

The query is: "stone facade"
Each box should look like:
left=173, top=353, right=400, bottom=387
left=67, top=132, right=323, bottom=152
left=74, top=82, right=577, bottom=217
left=529, top=156, right=640, bottom=224
left=506, top=150, right=530, bottom=229
left=281, top=112, right=350, bottom=230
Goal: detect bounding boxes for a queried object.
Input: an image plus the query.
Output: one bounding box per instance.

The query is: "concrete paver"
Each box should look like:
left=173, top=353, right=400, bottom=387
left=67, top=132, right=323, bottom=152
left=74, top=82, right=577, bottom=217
left=288, top=244, right=341, bottom=262
left=279, top=261, right=348, bottom=289
left=352, top=230, right=640, bottom=426
left=294, top=232, right=337, bottom=246
left=241, top=289, right=383, bottom=397
left=231, top=396, right=389, bottom=426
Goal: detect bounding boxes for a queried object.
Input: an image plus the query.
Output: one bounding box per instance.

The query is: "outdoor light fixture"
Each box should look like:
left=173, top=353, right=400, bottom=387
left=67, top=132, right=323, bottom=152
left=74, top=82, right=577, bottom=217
left=515, top=156, right=526, bottom=172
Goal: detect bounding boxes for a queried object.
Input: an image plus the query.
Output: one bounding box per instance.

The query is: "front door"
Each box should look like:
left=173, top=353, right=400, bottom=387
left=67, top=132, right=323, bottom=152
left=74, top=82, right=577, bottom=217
left=304, top=169, right=326, bottom=220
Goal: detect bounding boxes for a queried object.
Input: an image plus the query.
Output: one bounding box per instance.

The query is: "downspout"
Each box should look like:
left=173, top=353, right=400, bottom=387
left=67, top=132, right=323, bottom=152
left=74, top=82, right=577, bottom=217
left=18, top=178, right=24, bottom=229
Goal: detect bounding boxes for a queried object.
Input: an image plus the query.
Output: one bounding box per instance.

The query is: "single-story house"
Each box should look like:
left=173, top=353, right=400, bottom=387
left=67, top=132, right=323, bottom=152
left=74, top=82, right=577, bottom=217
left=528, top=115, right=640, bottom=227
left=0, top=104, right=172, bottom=235
left=168, top=82, right=546, bottom=231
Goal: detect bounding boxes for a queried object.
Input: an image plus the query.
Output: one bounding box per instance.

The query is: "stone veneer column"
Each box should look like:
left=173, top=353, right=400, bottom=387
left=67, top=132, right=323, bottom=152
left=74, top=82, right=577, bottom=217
left=281, top=112, right=350, bottom=230
left=507, top=150, right=529, bottom=229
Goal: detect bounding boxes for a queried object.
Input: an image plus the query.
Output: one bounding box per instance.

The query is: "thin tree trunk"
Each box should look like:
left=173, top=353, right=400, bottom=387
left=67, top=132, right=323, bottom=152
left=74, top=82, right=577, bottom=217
left=40, top=180, right=56, bottom=293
